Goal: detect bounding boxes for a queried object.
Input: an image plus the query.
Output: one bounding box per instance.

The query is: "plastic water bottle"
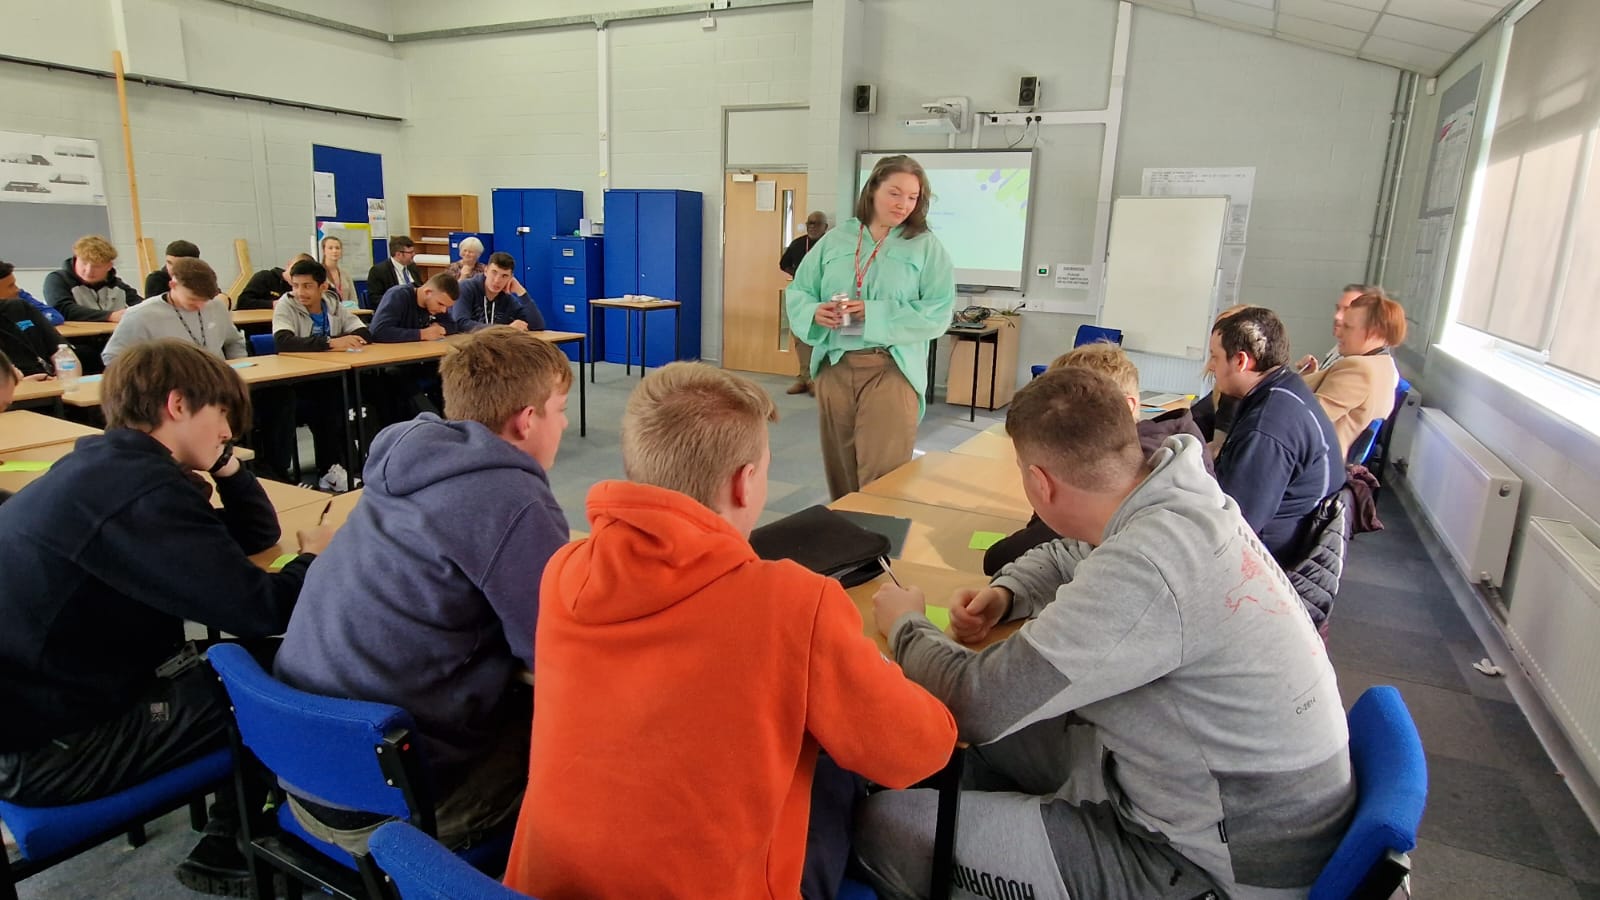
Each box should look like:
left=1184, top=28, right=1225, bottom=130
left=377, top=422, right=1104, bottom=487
left=53, top=344, right=81, bottom=391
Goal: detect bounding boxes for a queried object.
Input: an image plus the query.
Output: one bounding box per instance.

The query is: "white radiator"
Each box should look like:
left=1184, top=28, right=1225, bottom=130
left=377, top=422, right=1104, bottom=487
left=1404, top=408, right=1521, bottom=587
left=1507, top=518, right=1600, bottom=786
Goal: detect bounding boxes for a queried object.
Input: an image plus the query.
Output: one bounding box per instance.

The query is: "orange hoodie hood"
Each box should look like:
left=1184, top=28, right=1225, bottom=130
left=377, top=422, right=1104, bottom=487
left=554, top=480, right=754, bottom=626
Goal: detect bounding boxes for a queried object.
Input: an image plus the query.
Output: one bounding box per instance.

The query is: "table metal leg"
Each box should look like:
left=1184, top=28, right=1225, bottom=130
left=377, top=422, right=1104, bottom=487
left=577, top=338, right=587, bottom=437
left=588, top=303, right=597, bottom=384
left=988, top=332, right=999, bottom=411
left=640, top=309, right=649, bottom=379
left=625, top=310, right=633, bottom=376
left=674, top=307, right=681, bottom=364
left=929, top=749, right=965, bottom=900
left=340, top=372, right=356, bottom=483
left=968, top=337, right=980, bottom=423
left=926, top=337, right=938, bottom=403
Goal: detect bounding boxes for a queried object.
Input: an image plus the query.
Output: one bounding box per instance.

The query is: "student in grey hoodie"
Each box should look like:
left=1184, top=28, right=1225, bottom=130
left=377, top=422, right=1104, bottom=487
left=274, top=327, right=573, bottom=855
left=272, top=258, right=371, bottom=482
left=857, top=367, right=1355, bottom=900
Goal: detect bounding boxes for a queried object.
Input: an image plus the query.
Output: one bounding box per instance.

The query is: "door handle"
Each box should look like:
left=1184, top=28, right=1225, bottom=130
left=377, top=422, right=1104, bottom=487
left=564, top=276, right=576, bottom=285
left=517, top=226, right=530, bottom=234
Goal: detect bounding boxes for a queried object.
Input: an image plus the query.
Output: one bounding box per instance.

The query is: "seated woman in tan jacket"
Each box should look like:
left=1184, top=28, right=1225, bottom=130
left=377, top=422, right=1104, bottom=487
left=1303, top=291, right=1406, bottom=458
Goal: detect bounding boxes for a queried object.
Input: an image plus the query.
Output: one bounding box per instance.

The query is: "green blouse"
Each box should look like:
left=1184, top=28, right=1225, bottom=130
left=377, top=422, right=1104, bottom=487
left=784, top=218, right=956, bottom=417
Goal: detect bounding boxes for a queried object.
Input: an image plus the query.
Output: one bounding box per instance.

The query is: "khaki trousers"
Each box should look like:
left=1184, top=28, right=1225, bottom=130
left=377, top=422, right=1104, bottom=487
left=794, top=337, right=814, bottom=383
left=815, top=349, right=919, bottom=499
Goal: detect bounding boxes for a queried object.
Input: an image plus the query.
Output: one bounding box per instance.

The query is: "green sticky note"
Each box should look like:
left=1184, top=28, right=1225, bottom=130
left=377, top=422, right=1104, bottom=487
left=230, top=361, right=257, bottom=369
left=924, top=605, right=952, bottom=631
left=0, top=460, right=52, bottom=472
left=969, top=530, right=1005, bottom=551
left=267, top=553, right=299, bottom=570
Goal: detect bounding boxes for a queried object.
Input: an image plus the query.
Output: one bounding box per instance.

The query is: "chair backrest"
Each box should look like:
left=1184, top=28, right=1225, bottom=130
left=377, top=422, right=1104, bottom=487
left=1309, top=685, right=1428, bottom=900
left=1347, top=418, right=1384, bottom=466
left=368, top=822, right=526, bottom=900
left=1073, top=325, right=1123, bottom=348
left=1287, top=490, right=1350, bottom=629
left=248, top=333, right=276, bottom=356
left=207, top=643, right=420, bottom=820
left=1030, top=364, right=1048, bottom=380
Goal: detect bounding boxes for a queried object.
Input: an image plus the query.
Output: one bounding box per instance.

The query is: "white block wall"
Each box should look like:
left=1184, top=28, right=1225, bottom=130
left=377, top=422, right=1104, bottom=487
left=0, top=60, right=404, bottom=295
left=398, top=6, right=812, bottom=363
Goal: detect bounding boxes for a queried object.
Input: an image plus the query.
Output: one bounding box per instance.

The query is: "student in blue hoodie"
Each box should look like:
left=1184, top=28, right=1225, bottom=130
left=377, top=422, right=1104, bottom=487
left=274, top=326, right=573, bottom=854
left=1209, top=306, right=1344, bottom=565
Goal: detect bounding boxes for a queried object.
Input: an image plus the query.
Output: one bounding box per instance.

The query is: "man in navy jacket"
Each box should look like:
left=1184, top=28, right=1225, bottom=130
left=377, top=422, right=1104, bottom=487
left=0, top=340, right=333, bottom=894
left=1209, top=306, right=1343, bottom=565
left=451, top=251, right=545, bottom=332
left=370, top=273, right=461, bottom=343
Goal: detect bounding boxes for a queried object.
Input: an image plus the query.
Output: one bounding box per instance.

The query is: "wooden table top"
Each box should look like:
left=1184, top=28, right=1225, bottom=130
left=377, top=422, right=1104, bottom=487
left=950, top=430, right=1016, bottom=463
left=0, top=439, right=81, bottom=494
left=11, top=378, right=65, bottom=404
left=531, top=330, right=585, bottom=344
left=589, top=298, right=682, bottom=311
left=0, top=410, right=102, bottom=453
left=845, top=559, right=1018, bottom=655
left=63, top=355, right=351, bottom=408
left=250, top=488, right=364, bottom=569
left=232, top=309, right=274, bottom=325
left=58, top=321, right=117, bottom=338
left=862, top=451, right=1033, bottom=521
left=283, top=341, right=450, bottom=369
left=830, top=492, right=1026, bottom=573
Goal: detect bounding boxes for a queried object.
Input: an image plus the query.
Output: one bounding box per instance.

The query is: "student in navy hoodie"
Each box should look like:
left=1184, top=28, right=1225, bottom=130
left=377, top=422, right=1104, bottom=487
left=274, top=326, right=573, bottom=854
left=0, top=340, right=333, bottom=895
left=1209, top=306, right=1343, bottom=565
left=368, top=272, right=461, bottom=343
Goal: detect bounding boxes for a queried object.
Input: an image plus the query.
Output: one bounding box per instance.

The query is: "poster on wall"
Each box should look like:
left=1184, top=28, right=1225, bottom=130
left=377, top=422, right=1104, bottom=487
left=1403, top=65, right=1482, bottom=352
left=0, top=130, right=107, bottom=206
left=1142, top=166, right=1255, bottom=303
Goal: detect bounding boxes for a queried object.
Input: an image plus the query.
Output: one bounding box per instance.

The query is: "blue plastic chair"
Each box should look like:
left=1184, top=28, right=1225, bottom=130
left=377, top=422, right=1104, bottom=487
left=1073, top=325, right=1123, bottom=347
left=248, top=332, right=276, bottom=356
left=1368, top=376, right=1412, bottom=487
left=368, top=821, right=527, bottom=900
left=208, top=644, right=512, bottom=900
left=1309, top=686, right=1428, bottom=900
left=1347, top=418, right=1384, bottom=466
left=0, top=749, right=230, bottom=899
left=1030, top=364, right=1048, bottom=380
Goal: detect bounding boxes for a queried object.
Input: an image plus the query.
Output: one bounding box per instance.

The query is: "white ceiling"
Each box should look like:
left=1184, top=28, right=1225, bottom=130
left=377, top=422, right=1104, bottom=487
left=1130, top=0, right=1513, bottom=75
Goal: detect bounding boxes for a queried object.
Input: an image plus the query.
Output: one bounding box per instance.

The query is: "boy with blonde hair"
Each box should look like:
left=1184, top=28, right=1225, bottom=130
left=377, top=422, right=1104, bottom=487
left=44, top=234, right=143, bottom=322
left=505, top=362, right=957, bottom=900
left=983, top=341, right=1213, bottom=574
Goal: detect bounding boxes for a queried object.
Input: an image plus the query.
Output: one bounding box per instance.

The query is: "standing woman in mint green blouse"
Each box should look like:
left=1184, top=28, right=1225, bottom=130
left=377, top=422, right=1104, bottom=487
left=786, top=155, right=956, bottom=499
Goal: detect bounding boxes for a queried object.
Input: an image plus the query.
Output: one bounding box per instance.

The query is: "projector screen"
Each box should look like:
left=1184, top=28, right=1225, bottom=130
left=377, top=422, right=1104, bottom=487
left=858, top=149, right=1035, bottom=289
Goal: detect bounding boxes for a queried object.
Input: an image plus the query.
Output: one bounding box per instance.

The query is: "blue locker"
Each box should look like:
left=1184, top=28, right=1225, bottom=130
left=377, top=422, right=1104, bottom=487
left=600, top=189, right=702, bottom=367
left=549, top=236, right=603, bottom=362
left=490, top=189, right=583, bottom=323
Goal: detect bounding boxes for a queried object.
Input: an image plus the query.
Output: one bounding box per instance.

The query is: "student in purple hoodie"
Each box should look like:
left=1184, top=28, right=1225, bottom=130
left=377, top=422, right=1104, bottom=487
left=983, top=342, right=1216, bottom=575
left=273, top=326, right=572, bottom=855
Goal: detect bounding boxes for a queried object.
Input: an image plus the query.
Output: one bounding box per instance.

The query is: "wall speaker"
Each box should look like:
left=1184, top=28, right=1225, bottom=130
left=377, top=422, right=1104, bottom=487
left=853, top=84, right=877, bottom=115
left=1018, top=76, right=1039, bottom=109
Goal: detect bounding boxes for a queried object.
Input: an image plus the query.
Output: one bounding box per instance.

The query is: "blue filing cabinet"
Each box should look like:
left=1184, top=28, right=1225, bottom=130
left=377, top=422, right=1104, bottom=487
left=490, top=189, right=583, bottom=321
left=447, top=232, right=493, bottom=262
left=600, top=189, right=702, bottom=366
left=549, top=236, right=603, bottom=361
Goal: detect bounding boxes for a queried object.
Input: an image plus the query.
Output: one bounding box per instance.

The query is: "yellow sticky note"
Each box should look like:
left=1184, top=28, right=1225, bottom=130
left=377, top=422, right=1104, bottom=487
left=268, top=553, right=299, bottom=570
left=969, top=530, right=1005, bottom=551
left=0, top=460, right=51, bottom=472
left=924, top=605, right=952, bottom=631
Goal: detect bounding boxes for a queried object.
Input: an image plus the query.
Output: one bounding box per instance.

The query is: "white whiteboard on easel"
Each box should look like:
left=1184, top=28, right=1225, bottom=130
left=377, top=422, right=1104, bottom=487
left=1099, top=195, right=1228, bottom=360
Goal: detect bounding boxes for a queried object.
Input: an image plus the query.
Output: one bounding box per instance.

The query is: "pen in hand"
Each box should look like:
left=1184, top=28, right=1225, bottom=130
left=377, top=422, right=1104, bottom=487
left=319, top=499, right=334, bottom=526
left=878, top=556, right=902, bottom=588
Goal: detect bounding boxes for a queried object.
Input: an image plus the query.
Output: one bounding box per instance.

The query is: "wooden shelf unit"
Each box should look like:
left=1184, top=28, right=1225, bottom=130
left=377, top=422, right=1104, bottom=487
left=406, top=194, right=480, bottom=277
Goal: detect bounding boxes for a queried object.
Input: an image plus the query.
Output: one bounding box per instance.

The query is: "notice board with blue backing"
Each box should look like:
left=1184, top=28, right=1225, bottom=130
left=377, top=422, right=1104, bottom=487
left=311, top=145, right=385, bottom=300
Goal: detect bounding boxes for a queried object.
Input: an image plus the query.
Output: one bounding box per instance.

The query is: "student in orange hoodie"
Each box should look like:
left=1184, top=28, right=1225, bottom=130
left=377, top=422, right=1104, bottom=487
left=503, top=362, right=958, bottom=900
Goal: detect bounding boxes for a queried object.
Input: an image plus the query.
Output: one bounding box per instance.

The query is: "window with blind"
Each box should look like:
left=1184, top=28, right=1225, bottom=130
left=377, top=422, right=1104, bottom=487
left=1456, top=0, right=1600, bottom=383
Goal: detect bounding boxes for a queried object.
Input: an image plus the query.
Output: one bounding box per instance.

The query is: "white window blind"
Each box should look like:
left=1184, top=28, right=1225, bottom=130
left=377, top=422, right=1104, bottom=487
left=1457, top=0, right=1600, bottom=382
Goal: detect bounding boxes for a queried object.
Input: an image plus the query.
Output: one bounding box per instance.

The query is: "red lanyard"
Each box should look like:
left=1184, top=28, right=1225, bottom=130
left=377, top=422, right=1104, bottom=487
left=853, top=226, right=885, bottom=297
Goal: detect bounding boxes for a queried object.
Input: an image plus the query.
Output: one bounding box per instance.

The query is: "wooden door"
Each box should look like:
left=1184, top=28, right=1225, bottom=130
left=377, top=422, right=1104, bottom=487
left=722, top=173, right=807, bottom=376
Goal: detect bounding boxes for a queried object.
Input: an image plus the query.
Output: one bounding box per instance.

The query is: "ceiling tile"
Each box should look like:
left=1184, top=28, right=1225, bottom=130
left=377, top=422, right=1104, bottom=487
left=1276, top=13, right=1369, bottom=50
left=1279, top=0, right=1380, bottom=31
left=1131, top=0, right=1198, bottom=14
left=1229, top=0, right=1278, bottom=7
left=1275, top=32, right=1363, bottom=60
left=1361, top=35, right=1454, bottom=72
left=1323, top=0, right=1386, bottom=9
left=1193, top=0, right=1277, bottom=28
left=1373, top=13, right=1477, bottom=52
left=1384, top=0, right=1499, bottom=32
